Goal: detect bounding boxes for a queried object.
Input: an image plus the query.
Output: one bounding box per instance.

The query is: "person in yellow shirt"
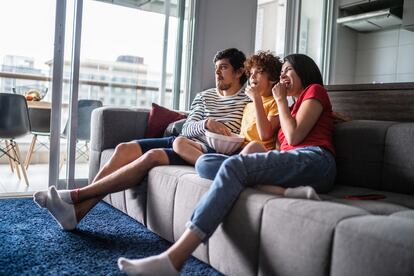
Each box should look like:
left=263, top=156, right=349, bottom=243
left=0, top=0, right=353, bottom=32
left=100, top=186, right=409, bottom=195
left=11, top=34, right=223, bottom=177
left=240, top=51, right=280, bottom=152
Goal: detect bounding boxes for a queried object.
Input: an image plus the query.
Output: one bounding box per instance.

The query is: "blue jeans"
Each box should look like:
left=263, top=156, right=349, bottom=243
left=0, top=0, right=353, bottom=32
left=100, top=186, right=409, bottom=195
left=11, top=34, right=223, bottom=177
left=188, top=146, right=336, bottom=242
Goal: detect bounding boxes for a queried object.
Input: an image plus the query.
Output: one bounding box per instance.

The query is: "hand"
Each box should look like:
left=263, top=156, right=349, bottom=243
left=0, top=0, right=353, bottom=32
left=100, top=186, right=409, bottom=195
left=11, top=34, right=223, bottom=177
left=272, top=82, right=288, bottom=102
left=206, top=119, right=231, bottom=136
left=245, top=85, right=261, bottom=101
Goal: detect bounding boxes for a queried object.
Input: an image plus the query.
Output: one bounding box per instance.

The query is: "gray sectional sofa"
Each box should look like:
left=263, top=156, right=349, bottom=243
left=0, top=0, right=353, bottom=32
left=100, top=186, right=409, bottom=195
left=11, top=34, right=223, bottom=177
left=90, top=107, right=414, bottom=276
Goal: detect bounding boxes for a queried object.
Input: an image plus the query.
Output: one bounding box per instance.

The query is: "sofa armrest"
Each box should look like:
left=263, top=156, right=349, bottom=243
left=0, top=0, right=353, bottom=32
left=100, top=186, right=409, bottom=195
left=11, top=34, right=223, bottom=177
left=89, top=107, right=149, bottom=182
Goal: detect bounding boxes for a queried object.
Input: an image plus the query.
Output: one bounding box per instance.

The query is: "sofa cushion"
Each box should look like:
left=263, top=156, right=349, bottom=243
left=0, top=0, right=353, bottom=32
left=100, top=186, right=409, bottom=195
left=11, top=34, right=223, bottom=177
left=259, top=199, right=368, bottom=276
left=173, top=174, right=212, bottom=264
left=146, top=165, right=196, bottom=243
left=382, top=123, right=414, bottom=194
left=323, top=185, right=414, bottom=215
left=209, top=188, right=276, bottom=276
left=331, top=216, right=414, bottom=276
left=144, top=103, right=186, bottom=138
left=333, top=120, right=396, bottom=190
left=390, top=210, right=414, bottom=221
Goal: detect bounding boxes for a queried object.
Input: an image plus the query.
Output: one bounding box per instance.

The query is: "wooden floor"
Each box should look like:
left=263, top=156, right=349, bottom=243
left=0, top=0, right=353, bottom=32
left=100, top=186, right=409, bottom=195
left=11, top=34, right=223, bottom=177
left=0, top=163, right=89, bottom=198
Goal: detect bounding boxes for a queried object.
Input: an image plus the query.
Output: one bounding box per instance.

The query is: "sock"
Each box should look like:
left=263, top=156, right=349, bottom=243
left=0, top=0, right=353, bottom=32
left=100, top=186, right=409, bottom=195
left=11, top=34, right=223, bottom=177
left=33, top=186, right=78, bottom=230
left=58, top=190, right=74, bottom=204
left=284, top=186, right=321, bottom=201
left=33, top=190, right=48, bottom=208
left=118, top=253, right=179, bottom=276
left=33, top=189, right=74, bottom=207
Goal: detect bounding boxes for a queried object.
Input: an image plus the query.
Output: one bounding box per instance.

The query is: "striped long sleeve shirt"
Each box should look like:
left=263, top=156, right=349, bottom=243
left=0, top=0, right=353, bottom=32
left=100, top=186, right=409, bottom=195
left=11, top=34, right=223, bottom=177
left=180, top=86, right=251, bottom=145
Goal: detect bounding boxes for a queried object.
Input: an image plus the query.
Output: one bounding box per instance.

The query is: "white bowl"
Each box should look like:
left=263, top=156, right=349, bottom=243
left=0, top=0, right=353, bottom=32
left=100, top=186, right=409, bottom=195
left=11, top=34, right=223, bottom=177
left=205, top=130, right=244, bottom=155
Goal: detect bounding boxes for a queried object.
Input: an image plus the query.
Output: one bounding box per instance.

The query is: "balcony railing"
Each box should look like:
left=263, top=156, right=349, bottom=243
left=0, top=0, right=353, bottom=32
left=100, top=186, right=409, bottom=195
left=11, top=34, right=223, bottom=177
left=0, top=71, right=173, bottom=92
left=0, top=70, right=175, bottom=167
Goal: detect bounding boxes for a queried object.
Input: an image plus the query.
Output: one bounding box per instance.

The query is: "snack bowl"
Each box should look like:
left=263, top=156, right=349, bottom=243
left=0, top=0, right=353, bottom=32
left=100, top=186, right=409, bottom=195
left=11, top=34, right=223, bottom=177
left=205, top=130, right=244, bottom=155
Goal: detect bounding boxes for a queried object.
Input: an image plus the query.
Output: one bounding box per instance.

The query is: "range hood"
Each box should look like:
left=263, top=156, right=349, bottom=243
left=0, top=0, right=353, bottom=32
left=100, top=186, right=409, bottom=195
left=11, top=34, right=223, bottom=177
left=337, top=8, right=402, bottom=32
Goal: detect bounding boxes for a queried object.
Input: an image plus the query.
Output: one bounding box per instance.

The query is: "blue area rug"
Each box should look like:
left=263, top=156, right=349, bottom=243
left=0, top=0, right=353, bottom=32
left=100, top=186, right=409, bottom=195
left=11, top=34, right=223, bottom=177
left=0, top=198, right=222, bottom=275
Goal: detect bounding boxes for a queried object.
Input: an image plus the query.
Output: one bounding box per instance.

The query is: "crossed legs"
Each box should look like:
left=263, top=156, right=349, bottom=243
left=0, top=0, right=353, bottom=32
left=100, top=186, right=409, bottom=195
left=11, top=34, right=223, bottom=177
left=34, top=142, right=171, bottom=229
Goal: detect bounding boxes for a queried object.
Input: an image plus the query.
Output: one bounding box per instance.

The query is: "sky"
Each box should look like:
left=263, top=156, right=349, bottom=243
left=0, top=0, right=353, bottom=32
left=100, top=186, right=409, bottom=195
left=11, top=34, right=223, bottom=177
left=0, top=0, right=178, bottom=72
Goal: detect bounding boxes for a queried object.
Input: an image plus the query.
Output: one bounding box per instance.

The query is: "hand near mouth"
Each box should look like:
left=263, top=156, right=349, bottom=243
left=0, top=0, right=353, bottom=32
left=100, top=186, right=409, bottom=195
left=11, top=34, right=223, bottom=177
left=272, top=82, right=288, bottom=102
left=245, top=84, right=261, bottom=101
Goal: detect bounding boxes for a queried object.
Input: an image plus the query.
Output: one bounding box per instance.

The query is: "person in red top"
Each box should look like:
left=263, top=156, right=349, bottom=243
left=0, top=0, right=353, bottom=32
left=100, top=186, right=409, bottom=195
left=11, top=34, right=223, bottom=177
left=117, top=54, right=337, bottom=276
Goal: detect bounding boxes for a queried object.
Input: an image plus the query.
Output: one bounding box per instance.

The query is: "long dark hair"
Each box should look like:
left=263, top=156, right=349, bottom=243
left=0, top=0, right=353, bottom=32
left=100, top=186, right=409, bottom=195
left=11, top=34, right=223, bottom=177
left=283, top=54, right=323, bottom=88
left=214, top=48, right=247, bottom=85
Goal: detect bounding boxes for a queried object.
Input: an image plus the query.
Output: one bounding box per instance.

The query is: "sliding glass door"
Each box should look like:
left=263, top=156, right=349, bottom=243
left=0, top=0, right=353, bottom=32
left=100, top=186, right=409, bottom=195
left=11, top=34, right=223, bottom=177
left=61, top=0, right=194, bottom=189
left=0, top=0, right=194, bottom=194
left=0, top=0, right=57, bottom=195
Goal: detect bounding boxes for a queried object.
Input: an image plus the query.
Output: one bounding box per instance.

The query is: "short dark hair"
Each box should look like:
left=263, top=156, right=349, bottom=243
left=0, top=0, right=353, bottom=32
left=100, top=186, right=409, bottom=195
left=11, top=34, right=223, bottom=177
left=244, top=51, right=282, bottom=82
left=214, top=48, right=247, bottom=85
left=283, top=54, right=323, bottom=88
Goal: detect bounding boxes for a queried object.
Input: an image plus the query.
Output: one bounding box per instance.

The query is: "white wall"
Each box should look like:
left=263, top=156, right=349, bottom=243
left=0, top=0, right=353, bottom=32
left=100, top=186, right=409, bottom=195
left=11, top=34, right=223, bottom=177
left=331, top=25, right=358, bottom=84
left=354, top=28, right=414, bottom=83
left=332, top=27, right=414, bottom=84
left=188, top=0, right=257, bottom=104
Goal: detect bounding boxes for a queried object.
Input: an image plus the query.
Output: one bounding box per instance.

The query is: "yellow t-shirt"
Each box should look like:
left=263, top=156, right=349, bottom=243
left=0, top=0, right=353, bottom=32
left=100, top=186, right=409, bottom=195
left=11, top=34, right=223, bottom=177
left=240, top=95, right=278, bottom=150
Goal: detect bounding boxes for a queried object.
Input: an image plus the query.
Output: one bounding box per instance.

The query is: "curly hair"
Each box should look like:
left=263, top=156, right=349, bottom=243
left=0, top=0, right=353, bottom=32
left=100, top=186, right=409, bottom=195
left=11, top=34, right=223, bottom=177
left=244, top=51, right=282, bottom=82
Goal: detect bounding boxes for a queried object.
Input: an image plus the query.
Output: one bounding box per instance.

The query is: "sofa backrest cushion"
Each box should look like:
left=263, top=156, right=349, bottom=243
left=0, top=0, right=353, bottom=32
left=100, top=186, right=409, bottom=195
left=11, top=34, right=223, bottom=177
left=382, top=123, right=414, bottom=195
left=333, top=120, right=396, bottom=190
left=144, top=103, right=187, bottom=138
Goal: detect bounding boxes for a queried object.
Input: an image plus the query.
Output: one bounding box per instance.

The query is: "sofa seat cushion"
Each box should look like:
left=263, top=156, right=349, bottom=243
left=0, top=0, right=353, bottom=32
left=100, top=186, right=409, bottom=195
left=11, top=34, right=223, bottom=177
left=208, top=188, right=277, bottom=276
left=146, top=165, right=197, bottom=243
left=390, top=210, right=414, bottom=221
left=331, top=215, right=414, bottom=276
left=259, top=199, right=368, bottom=276
left=323, top=185, right=414, bottom=215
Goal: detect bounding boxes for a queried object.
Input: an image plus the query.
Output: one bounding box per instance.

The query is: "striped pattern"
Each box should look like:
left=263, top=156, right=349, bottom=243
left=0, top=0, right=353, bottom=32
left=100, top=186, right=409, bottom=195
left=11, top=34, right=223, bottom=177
left=181, top=87, right=251, bottom=145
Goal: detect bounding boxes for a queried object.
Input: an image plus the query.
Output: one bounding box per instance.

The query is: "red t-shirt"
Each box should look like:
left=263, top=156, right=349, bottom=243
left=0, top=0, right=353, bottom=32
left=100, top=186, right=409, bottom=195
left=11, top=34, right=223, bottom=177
left=278, top=84, right=335, bottom=155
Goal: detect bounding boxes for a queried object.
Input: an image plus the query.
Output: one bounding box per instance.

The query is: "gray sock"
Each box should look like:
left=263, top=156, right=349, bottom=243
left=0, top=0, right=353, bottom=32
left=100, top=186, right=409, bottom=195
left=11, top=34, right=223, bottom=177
left=118, top=252, right=179, bottom=276
left=34, top=186, right=77, bottom=230
left=284, top=186, right=321, bottom=201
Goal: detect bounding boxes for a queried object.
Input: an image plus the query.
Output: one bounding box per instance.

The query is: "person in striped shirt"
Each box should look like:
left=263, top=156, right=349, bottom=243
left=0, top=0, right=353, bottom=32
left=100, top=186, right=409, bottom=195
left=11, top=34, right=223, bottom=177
left=33, top=48, right=251, bottom=231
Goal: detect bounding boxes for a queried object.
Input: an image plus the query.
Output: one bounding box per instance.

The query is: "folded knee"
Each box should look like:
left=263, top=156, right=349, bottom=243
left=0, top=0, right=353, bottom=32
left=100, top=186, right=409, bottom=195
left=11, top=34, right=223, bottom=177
left=142, top=149, right=168, bottom=166
left=172, top=136, right=188, bottom=152
left=196, top=154, right=230, bottom=180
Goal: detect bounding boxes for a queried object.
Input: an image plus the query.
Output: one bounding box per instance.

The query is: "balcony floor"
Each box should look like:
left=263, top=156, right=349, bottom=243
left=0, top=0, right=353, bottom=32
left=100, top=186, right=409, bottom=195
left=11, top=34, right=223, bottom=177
left=0, top=163, right=89, bottom=198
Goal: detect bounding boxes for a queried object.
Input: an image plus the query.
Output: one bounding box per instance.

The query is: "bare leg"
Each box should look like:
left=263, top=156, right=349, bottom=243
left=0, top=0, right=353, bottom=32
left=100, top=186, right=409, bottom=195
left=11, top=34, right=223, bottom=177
left=118, top=228, right=201, bottom=275
left=72, top=149, right=170, bottom=221
left=172, top=137, right=204, bottom=165
left=240, top=141, right=267, bottom=155
left=166, top=229, right=202, bottom=270
left=92, top=142, right=143, bottom=183
left=256, top=185, right=285, bottom=195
